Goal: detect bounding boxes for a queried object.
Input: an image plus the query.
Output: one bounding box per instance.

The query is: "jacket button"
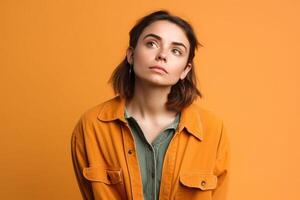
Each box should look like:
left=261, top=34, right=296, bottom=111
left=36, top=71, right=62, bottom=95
left=201, top=180, right=206, bottom=186
left=128, top=149, right=134, bottom=154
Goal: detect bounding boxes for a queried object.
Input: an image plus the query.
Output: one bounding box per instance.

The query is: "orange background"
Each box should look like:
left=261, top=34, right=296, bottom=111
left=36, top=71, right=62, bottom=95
left=1, top=0, right=299, bottom=199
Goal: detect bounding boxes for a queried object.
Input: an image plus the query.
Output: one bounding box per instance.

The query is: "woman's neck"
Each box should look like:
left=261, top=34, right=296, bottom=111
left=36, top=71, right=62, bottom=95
left=125, top=80, right=177, bottom=121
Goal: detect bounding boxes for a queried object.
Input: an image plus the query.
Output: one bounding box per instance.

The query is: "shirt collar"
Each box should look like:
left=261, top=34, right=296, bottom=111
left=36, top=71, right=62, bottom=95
left=97, top=95, right=203, bottom=141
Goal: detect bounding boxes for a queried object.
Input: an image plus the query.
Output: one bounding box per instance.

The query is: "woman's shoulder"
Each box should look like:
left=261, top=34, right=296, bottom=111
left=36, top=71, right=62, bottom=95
left=72, top=96, right=121, bottom=139
left=187, top=103, right=229, bottom=147
left=78, top=95, right=122, bottom=122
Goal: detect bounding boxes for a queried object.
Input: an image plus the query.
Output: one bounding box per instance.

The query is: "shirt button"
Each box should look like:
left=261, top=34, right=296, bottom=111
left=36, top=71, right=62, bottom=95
left=201, top=180, right=206, bottom=186
left=151, top=172, right=155, bottom=178
left=128, top=149, right=134, bottom=154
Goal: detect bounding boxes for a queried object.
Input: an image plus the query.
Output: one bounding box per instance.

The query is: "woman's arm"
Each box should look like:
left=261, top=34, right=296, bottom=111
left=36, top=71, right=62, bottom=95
left=71, top=118, right=94, bottom=200
left=212, top=121, right=231, bottom=200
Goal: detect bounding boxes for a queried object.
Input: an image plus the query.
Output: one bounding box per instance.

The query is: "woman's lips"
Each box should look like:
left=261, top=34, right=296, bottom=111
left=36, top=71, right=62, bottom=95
left=149, top=66, right=168, bottom=74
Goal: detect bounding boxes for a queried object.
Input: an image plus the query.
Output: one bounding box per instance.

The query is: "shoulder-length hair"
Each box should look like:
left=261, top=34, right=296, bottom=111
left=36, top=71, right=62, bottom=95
left=108, top=10, right=203, bottom=112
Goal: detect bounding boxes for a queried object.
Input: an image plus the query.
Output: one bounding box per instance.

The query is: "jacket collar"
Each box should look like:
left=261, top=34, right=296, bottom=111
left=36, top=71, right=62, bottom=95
left=97, top=95, right=203, bottom=141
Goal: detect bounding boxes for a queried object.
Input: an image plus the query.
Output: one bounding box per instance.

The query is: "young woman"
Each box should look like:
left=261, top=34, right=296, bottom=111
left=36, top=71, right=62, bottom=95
left=71, top=10, right=230, bottom=200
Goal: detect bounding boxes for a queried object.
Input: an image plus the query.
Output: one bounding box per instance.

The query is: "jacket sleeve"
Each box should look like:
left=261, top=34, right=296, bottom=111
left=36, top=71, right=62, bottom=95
left=71, top=117, right=94, bottom=200
left=212, top=121, right=231, bottom=200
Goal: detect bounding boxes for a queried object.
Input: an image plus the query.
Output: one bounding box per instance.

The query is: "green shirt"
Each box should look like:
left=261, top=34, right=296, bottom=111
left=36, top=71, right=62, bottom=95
left=124, top=107, right=180, bottom=200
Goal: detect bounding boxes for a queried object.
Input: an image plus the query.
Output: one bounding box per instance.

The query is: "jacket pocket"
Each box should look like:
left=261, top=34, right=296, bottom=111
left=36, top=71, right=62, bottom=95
left=175, top=172, right=217, bottom=200
left=83, top=165, right=127, bottom=200
left=83, top=166, right=123, bottom=184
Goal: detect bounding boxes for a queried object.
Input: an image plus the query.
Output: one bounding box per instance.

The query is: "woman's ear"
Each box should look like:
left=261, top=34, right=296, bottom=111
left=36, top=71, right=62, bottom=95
left=126, top=47, right=134, bottom=65
left=180, top=63, right=192, bottom=80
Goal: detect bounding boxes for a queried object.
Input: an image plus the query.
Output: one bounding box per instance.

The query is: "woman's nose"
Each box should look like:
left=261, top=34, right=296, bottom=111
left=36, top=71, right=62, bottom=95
left=155, top=50, right=167, bottom=62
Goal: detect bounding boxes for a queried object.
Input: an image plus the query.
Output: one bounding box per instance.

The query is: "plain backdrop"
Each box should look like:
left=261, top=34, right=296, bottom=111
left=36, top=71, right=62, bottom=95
left=0, top=0, right=299, bottom=199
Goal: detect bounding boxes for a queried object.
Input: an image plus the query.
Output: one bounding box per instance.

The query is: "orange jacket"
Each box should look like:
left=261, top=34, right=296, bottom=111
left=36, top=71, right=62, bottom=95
left=71, top=95, right=230, bottom=200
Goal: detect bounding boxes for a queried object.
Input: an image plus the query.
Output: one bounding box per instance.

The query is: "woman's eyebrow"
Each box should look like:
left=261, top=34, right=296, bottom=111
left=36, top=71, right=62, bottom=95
left=143, top=33, right=187, bottom=51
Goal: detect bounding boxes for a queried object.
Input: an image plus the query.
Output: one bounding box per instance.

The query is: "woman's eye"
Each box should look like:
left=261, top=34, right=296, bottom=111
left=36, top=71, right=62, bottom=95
left=172, top=49, right=182, bottom=55
left=146, top=41, right=158, bottom=48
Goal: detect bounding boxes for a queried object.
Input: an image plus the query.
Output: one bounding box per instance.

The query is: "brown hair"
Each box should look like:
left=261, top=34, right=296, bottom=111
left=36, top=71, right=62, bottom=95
left=108, top=10, right=203, bottom=112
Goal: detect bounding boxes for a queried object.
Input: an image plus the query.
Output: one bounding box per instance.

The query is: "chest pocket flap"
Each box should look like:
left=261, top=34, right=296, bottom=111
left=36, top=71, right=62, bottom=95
left=179, top=172, right=217, bottom=190
left=83, top=166, right=123, bottom=184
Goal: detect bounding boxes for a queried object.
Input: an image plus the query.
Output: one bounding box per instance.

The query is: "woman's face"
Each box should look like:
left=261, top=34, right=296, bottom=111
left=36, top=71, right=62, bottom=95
left=127, top=20, right=192, bottom=87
